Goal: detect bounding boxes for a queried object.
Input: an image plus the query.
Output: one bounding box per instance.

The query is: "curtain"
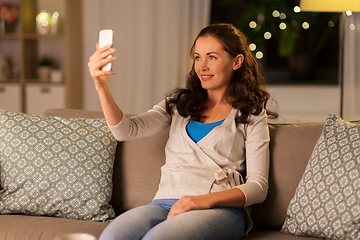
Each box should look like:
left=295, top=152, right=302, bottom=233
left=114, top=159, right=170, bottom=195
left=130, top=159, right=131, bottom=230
left=343, top=12, right=360, bottom=120
left=83, top=0, right=211, bottom=114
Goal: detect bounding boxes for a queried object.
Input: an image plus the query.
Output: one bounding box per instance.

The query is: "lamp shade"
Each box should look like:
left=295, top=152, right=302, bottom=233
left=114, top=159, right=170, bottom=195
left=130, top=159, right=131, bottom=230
left=300, top=0, right=360, bottom=12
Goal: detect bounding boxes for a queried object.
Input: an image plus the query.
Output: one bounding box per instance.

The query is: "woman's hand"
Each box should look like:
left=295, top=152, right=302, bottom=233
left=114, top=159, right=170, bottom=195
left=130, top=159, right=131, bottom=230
left=88, top=43, right=123, bottom=126
left=167, top=188, right=246, bottom=219
left=88, top=43, right=117, bottom=89
left=167, top=194, right=215, bottom=219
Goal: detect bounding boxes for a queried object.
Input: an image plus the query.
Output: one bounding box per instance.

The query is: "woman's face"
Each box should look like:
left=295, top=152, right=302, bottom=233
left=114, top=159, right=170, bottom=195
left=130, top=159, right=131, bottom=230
left=193, top=36, right=243, bottom=95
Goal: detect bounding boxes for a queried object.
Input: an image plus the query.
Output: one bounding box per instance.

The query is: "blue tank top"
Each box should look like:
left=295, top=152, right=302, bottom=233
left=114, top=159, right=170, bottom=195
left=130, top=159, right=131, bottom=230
left=186, top=119, right=225, bottom=143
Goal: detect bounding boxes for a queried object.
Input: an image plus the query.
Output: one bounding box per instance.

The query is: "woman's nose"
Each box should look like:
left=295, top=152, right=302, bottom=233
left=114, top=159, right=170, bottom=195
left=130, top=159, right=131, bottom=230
left=198, top=60, right=208, bottom=71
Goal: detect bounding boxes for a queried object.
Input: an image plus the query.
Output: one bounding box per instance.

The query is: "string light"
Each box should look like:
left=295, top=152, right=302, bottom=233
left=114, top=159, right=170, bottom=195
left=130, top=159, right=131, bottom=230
left=279, top=22, right=287, bottom=30
left=249, top=21, right=257, bottom=29
left=272, top=10, right=280, bottom=18
left=293, top=6, right=301, bottom=13
left=280, top=13, right=287, bottom=19
left=264, top=31, right=272, bottom=39
left=302, top=22, right=310, bottom=29
left=246, top=5, right=343, bottom=62
left=249, top=43, right=257, bottom=51
left=255, top=51, right=263, bottom=59
left=349, top=24, right=356, bottom=30
left=247, top=5, right=345, bottom=62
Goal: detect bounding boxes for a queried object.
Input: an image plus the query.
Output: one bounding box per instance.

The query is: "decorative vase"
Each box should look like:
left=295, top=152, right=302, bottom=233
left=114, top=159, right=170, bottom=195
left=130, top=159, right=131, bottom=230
left=0, top=18, right=18, bottom=34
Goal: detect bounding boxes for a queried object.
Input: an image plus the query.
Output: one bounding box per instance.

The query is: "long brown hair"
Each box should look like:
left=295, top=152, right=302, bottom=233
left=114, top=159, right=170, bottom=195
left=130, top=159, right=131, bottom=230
left=166, top=23, right=278, bottom=123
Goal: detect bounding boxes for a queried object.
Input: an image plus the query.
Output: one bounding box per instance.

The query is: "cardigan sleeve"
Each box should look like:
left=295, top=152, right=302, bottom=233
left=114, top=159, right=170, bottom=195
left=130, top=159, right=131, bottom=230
left=108, top=100, right=171, bottom=141
left=235, top=109, right=270, bottom=207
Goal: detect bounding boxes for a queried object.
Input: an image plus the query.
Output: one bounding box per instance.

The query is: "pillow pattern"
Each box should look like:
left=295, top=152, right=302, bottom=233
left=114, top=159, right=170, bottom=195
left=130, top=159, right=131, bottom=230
left=281, top=113, right=360, bottom=239
left=0, top=109, right=116, bottom=222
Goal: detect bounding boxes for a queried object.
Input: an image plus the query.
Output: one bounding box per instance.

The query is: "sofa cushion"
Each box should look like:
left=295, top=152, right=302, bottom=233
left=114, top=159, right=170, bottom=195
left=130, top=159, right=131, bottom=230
left=0, top=215, right=108, bottom=240
left=0, top=109, right=117, bottom=221
left=120, top=127, right=169, bottom=211
left=281, top=114, right=360, bottom=239
left=247, top=230, right=320, bottom=240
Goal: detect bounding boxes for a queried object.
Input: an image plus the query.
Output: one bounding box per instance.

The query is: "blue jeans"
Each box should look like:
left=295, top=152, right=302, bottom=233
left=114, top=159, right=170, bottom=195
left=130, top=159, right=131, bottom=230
left=99, top=199, right=245, bottom=240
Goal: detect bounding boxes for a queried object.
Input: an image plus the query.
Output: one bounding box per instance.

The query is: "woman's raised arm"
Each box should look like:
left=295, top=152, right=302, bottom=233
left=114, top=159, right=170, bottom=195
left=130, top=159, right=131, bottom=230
left=88, top=43, right=123, bottom=126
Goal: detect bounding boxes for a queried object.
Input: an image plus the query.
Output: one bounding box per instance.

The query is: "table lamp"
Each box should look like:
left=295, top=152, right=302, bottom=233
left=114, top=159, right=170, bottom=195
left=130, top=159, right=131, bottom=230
left=300, top=0, right=360, bottom=12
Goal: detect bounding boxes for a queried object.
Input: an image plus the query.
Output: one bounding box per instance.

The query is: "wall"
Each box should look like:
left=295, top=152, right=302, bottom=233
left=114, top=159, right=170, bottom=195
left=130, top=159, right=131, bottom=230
left=266, top=85, right=341, bottom=123
left=343, top=13, right=360, bottom=121
left=82, top=0, right=211, bottom=115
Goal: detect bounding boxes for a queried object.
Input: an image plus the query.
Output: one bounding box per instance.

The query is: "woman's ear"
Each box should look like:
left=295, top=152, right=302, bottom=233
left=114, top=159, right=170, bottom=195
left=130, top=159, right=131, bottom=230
left=233, top=54, right=244, bottom=70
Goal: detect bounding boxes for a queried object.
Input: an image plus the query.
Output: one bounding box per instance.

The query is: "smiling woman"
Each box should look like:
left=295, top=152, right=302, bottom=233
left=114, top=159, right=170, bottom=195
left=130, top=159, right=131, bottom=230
left=89, top=23, right=277, bottom=240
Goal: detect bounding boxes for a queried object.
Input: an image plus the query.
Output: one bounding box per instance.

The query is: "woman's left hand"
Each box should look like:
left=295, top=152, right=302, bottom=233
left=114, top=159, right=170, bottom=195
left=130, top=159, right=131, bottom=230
left=166, top=188, right=246, bottom=219
left=167, top=194, right=215, bottom=219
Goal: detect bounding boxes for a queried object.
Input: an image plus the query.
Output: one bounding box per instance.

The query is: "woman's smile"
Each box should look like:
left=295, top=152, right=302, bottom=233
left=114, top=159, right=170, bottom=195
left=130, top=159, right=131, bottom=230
left=200, top=74, right=214, bottom=81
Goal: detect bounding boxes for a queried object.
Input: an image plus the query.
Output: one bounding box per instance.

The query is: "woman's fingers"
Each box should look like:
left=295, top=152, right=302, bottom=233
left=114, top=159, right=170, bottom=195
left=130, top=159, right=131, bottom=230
left=89, top=55, right=117, bottom=73
left=88, top=44, right=117, bottom=78
left=167, top=195, right=213, bottom=219
left=89, top=45, right=115, bottom=66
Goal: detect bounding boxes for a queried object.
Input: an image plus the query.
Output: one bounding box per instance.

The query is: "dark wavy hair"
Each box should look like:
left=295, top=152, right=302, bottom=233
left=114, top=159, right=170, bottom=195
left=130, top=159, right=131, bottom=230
left=165, top=23, right=278, bottom=123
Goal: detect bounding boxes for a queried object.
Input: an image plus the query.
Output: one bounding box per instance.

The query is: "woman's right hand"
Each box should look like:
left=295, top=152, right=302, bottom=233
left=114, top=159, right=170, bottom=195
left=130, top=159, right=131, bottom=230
left=88, top=43, right=117, bottom=89
left=88, top=43, right=123, bottom=126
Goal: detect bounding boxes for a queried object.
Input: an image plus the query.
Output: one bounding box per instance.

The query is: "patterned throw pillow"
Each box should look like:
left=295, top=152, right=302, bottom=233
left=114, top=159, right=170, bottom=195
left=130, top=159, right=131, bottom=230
left=281, top=113, right=360, bottom=239
left=0, top=109, right=116, bottom=222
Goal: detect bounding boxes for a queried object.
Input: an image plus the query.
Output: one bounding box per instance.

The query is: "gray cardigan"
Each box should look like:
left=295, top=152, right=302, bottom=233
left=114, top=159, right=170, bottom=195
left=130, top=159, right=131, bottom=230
left=109, top=100, right=270, bottom=208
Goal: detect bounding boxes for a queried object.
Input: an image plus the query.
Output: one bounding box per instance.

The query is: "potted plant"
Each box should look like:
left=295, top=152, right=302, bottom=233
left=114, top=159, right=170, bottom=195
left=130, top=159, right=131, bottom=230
left=37, top=55, right=52, bottom=81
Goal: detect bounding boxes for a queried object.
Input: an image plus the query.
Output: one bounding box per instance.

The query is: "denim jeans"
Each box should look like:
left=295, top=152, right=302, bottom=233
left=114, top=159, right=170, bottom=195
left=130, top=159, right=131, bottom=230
left=99, top=199, right=245, bottom=240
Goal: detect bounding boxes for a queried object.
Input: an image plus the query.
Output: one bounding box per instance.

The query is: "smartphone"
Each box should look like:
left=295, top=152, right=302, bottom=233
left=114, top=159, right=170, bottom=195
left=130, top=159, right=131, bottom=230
left=99, top=29, right=114, bottom=71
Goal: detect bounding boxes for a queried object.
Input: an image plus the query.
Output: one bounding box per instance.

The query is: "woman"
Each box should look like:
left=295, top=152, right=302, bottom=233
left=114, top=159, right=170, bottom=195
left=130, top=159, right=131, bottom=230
left=88, top=23, right=277, bottom=240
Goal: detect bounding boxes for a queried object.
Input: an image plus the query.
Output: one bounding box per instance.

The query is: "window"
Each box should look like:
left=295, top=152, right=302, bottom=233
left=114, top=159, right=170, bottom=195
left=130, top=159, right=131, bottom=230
left=211, top=0, right=341, bottom=85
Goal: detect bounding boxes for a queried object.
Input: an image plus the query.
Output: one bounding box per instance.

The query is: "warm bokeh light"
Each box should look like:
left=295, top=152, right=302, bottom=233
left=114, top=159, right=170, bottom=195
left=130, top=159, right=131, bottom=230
left=249, top=21, right=257, bottom=28
left=272, top=10, right=280, bottom=18
left=302, top=22, right=310, bottom=29
left=279, top=22, right=287, bottom=30
left=294, top=6, right=301, bottom=13
left=249, top=43, right=257, bottom=51
left=264, top=31, right=272, bottom=39
left=255, top=51, right=263, bottom=59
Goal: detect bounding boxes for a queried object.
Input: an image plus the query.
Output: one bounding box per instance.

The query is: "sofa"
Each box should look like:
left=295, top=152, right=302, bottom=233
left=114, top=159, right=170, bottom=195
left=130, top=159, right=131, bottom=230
left=0, top=108, right=359, bottom=240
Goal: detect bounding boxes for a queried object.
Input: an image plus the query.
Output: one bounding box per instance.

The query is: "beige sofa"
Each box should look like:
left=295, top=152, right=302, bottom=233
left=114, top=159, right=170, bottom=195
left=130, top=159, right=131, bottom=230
left=1, top=108, right=357, bottom=240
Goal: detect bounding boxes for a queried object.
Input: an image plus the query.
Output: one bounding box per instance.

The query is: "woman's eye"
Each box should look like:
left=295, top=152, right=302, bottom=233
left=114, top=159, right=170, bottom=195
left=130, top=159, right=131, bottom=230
left=209, top=56, right=216, bottom=60
left=195, top=56, right=201, bottom=61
